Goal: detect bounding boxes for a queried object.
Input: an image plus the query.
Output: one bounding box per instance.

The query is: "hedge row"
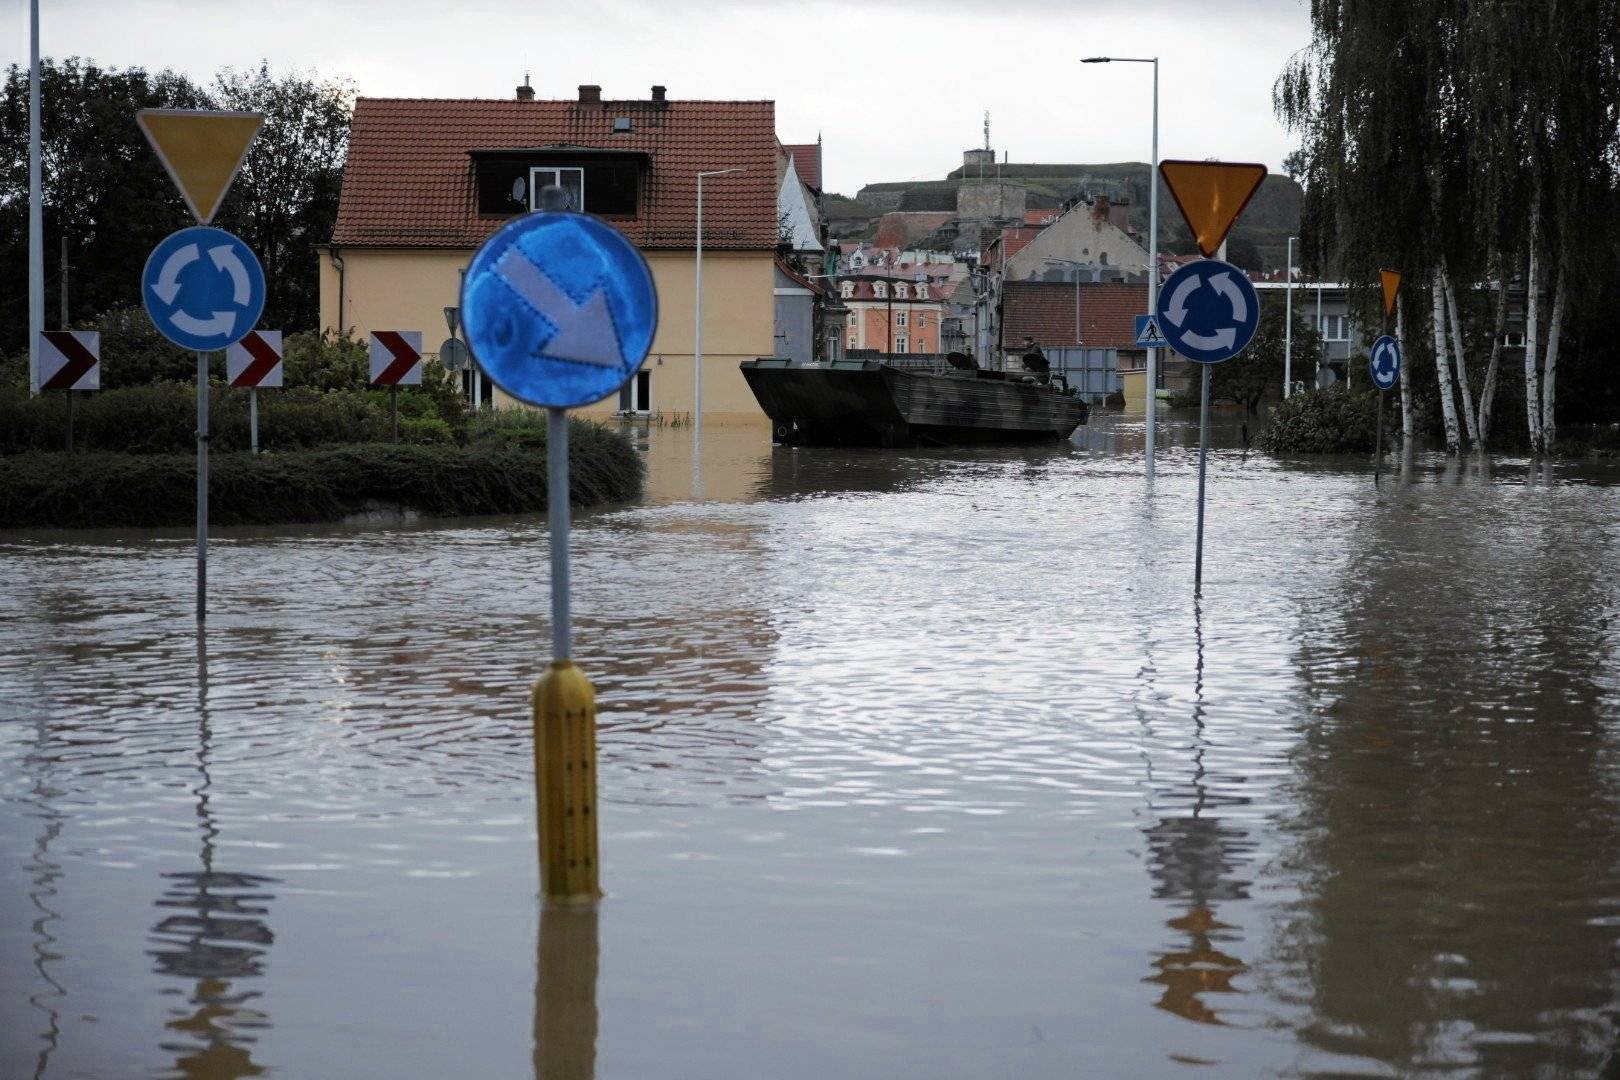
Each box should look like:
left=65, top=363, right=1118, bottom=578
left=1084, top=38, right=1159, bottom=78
left=0, top=433, right=644, bottom=529
left=0, top=383, right=459, bottom=454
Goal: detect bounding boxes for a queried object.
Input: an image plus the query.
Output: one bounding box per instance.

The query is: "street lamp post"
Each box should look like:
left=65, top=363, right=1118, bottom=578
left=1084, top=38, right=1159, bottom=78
left=694, top=167, right=745, bottom=437
left=1284, top=236, right=1296, bottom=399
left=1082, top=55, right=1158, bottom=479
left=28, top=0, right=43, bottom=395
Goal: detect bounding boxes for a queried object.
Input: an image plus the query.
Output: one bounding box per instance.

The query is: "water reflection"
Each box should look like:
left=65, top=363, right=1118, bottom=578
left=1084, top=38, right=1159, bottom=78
left=1141, top=600, right=1254, bottom=1028
left=25, top=765, right=66, bottom=1080
left=532, top=905, right=599, bottom=1080
left=1279, top=468, right=1620, bottom=1074
left=149, top=631, right=277, bottom=1079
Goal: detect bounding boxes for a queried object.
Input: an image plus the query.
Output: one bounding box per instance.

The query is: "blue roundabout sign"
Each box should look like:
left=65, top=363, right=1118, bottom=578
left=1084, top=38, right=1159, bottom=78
left=1369, top=334, right=1402, bottom=391
left=142, top=226, right=266, bottom=351
left=1154, top=258, right=1260, bottom=365
left=461, top=211, right=658, bottom=409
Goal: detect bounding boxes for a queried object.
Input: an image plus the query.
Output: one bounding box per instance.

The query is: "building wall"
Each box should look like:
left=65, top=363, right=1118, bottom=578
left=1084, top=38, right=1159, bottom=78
left=957, top=181, right=1027, bottom=222
left=840, top=300, right=944, bottom=353
left=319, top=247, right=775, bottom=421
left=1004, top=205, right=1148, bottom=281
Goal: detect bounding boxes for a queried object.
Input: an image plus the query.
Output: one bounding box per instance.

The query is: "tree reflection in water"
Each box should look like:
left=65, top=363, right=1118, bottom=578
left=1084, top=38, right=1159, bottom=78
left=149, top=630, right=277, bottom=1079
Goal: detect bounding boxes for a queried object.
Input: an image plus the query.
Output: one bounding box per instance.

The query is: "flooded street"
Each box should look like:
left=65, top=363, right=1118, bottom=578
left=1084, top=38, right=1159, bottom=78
left=5, top=412, right=1620, bottom=1078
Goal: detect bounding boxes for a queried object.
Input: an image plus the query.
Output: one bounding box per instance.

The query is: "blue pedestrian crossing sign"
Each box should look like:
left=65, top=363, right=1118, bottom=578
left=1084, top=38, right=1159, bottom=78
left=1134, top=314, right=1167, bottom=348
left=461, top=211, right=657, bottom=409
left=1369, top=334, right=1402, bottom=391
left=1154, top=258, right=1260, bottom=364
left=142, top=226, right=265, bottom=351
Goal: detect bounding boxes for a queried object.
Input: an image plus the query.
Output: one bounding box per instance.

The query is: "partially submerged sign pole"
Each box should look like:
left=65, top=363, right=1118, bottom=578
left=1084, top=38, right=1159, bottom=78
left=136, top=109, right=265, bottom=620
left=1156, top=160, right=1268, bottom=592
left=1371, top=271, right=1402, bottom=485
left=461, top=205, right=658, bottom=904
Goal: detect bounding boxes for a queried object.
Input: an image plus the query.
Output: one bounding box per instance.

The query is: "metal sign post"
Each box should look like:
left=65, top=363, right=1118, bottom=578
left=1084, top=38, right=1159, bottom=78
left=1369, top=333, right=1403, bottom=486
left=228, top=330, right=282, bottom=454
left=137, top=111, right=266, bottom=621
left=1153, top=161, right=1266, bottom=593
left=461, top=207, right=657, bottom=904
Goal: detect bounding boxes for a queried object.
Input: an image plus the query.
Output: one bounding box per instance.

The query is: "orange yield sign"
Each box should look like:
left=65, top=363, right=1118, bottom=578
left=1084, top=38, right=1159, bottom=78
left=136, top=110, right=264, bottom=224
left=1380, top=269, right=1402, bottom=317
left=1158, top=160, right=1268, bottom=258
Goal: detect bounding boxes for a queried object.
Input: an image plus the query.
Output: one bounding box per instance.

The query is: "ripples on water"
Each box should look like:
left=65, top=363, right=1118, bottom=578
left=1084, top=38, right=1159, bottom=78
left=3, top=416, right=1620, bottom=1078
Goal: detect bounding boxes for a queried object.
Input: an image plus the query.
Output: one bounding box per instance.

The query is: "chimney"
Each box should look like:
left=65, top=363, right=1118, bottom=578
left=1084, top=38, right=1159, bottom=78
left=515, top=74, right=534, bottom=102
left=1091, top=194, right=1110, bottom=224
left=651, top=85, right=666, bottom=102
left=578, top=84, right=601, bottom=105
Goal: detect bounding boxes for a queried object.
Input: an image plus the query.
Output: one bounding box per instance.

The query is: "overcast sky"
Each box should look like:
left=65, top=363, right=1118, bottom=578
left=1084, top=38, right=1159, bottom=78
left=10, top=0, right=1312, bottom=195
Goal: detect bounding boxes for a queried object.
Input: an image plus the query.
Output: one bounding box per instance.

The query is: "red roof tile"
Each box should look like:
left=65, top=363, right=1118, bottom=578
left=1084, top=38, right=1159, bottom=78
left=1002, top=280, right=1147, bottom=349
left=333, top=96, right=779, bottom=250
left=781, top=142, right=821, bottom=191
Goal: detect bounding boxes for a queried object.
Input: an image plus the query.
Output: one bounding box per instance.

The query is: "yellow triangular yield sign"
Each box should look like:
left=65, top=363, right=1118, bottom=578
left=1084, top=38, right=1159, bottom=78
left=136, top=109, right=264, bottom=224
left=1380, top=269, right=1401, bottom=317
left=1158, top=160, right=1268, bottom=259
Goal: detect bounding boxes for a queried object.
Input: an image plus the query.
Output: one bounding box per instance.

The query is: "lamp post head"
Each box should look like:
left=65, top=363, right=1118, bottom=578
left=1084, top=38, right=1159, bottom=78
left=1081, top=56, right=1111, bottom=63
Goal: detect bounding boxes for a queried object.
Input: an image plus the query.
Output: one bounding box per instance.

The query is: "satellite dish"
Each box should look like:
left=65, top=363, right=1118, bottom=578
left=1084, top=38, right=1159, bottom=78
left=1316, top=366, right=1337, bottom=389
left=511, top=176, right=527, bottom=204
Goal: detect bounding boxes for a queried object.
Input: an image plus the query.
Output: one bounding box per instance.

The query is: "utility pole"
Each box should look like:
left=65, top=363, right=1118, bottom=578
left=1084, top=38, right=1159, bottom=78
left=28, top=0, right=44, bottom=395
left=1285, top=236, right=1296, bottom=399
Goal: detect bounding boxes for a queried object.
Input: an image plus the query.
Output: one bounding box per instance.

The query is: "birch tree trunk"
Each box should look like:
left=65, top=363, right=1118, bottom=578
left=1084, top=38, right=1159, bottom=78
left=1542, top=272, right=1565, bottom=452
left=1430, top=272, right=1462, bottom=452
left=1476, top=257, right=1509, bottom=449
left=1441, top=259, right=1478, bottom=446
left=1397, top=298, right=1413, bottom=444
left=1523, top=204, right=1543, bottom=453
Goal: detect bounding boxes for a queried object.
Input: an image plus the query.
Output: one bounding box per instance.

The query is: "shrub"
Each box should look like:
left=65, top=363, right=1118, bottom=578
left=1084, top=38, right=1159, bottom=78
left=0, top=439, right=644, bottom=529
left=0, top=382, right=461, bottom=454
left=1258, top=385, right=1390, bottom=454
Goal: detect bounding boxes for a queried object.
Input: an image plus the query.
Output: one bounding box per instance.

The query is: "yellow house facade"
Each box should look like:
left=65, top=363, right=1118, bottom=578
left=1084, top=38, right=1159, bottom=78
left=320, top=85, right=780, bottom=423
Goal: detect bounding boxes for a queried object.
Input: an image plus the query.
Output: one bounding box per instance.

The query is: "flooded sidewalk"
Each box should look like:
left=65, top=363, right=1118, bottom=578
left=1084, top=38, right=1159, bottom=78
left=4, top=414, right=1620, bottom=1078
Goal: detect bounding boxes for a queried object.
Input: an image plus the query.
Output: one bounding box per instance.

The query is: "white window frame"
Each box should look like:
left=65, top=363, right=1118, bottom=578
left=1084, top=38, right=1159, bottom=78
left=874, top=281, right=888, bottom=299
left=629, top=368, right=651, bottom=412
left=896, top=311, right=908, bottom=328
left=529, top=166, right=584, bottom=211
left=840, top=281, right=854, bottom=299
left=896, top=282, right=910, bottom=299
left=895, top=333, right=909, bottom=353
left=916, top=283, right=929, bottom=300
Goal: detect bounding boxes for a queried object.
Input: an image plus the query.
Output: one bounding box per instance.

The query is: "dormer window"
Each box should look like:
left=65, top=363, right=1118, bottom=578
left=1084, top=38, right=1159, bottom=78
left=896, top=283, right=909, bottom=299
left=916, top=283, right=929, bottom=300
left=874, top=281, right=888, bottom=299
left=840, top=281, right=854, bottom=299
left=474, top=150, right=644, bottom=217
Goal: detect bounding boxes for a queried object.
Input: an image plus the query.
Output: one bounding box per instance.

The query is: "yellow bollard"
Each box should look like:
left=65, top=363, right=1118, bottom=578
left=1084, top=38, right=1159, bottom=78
left=533, top=659, right=601, bottom=903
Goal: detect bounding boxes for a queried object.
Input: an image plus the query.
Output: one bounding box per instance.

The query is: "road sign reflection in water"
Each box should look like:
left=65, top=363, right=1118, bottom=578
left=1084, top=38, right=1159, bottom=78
left=461, top=211, right=657, bottom=409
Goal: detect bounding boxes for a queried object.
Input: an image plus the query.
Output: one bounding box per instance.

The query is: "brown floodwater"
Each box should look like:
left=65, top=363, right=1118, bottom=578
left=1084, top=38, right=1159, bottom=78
left=4, top=412, right=1620, bottom=1078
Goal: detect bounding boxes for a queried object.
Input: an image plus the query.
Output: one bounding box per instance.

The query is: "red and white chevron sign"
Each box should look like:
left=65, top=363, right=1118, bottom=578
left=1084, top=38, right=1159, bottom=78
left=39, top=331, right=100, bottom=391
left=369, top=330, right=423, bottom=386
left=226, top=330, right=283, bottom=388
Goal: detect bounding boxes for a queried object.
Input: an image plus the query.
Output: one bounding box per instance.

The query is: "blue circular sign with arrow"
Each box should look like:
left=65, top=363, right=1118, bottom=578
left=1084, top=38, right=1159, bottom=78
left=142, top=226, right=265, bottom=351
left=461, top=211, right=657, bottom=409
left=1154, top=258, right=1260, bottom=365
left=1369, top=334, right=1402, bottom=391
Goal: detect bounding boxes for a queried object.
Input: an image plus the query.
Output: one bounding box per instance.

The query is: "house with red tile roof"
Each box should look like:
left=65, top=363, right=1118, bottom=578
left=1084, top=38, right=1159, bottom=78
left=321, top=82, right=781, bottom=421
left=999, top=279, right=1193, bottom=402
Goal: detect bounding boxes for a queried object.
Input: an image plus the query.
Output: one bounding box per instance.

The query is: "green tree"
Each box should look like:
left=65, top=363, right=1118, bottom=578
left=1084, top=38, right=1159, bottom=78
left=212, top=64, right=354, bottom=335
left=1210, top=298, right=1326, bottom=414
left=0, top=58, right=206, bottom=352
